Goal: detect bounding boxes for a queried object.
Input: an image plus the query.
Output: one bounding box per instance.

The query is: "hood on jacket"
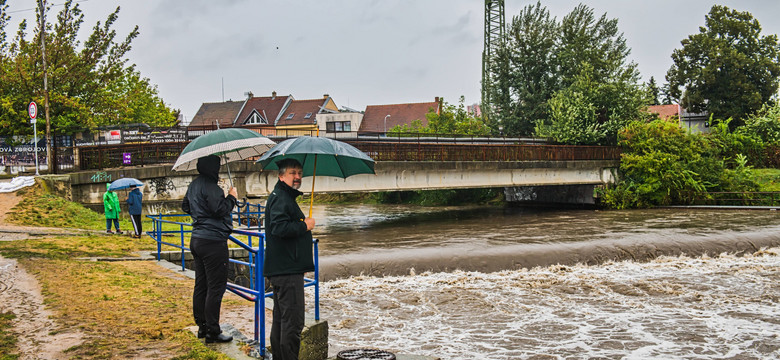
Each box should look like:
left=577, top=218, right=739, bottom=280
left=197, top=155, right=221, bottom=182
left=106, top=183, right=111, bottom=191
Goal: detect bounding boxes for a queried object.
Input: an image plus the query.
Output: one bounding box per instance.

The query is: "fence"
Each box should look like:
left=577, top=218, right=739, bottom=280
left=146, top=205, right=319, bottom=358
left=693, top=191, right=780, bottom=207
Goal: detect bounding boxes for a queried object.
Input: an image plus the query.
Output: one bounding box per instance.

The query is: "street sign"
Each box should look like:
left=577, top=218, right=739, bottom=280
left=28, top=101, right=37, bottom=123
left=123, top=153, right=132, bottom=165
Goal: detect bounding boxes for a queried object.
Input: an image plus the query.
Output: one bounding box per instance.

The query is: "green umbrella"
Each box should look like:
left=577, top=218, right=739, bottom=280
left=257, top=136, right=376, bottom=216
left=173, top=128, right=276, bottom=185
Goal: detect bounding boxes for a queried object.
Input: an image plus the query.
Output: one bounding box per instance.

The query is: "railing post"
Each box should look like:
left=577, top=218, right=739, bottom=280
left=314, top=239, right=320, bottom=321
left=155, top=216, right=161, bottom=261
left=257, top=235, right=266, bottom=356
left=180, top=223, right=185, bottom=271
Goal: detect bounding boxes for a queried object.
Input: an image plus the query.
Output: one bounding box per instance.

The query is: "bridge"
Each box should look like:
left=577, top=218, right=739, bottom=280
left=51, top=139, right=621, bottom=208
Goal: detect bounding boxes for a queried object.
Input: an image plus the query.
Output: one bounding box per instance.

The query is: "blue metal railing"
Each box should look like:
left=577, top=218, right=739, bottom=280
left=234, top=199, right=265, bottom=229
left=146, top=211, right=320, bottom=357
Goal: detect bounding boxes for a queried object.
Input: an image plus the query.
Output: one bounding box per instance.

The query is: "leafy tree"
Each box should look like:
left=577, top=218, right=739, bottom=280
left=536, top=64, right=650, bottom=145
left=739, top=102, right=780, bottom=145
left=486, top=2, right=646, bottom=140
left=0, top=0, right=178, bottom=137
left=390, top=96, right=490, bottom=136
left=646, top=76, right=660, bottom=105
left=665, top=5, right=780, bottom=127
left=600, top=119, right=757, bottom=209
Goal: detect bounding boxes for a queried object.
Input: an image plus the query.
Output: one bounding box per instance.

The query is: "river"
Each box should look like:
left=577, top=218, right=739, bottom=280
left=302, top=204, right=780, bottom=359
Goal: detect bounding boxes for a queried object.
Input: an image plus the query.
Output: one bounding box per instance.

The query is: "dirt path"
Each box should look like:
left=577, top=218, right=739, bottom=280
left=0, top=190, right=85, bottom=359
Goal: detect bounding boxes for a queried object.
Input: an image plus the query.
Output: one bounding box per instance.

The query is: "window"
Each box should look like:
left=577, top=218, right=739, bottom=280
left=245, top=112, right=266, bottom=125
left=304, top=112, right=313, bottom=119
left=326, top=121, right=352, bottom=133
left=286, top=113, right=295, bottom=120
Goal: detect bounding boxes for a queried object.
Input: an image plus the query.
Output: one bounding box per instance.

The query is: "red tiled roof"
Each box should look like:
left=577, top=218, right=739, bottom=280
left=277, top=98, right=330, bottom=126
left=189, top=101, right=244, bottom=127
left=235, top=95, right=292, bottom=126
left=647, top=104, right=679, bottom=120
left=359, top=101, right=440, bottom=133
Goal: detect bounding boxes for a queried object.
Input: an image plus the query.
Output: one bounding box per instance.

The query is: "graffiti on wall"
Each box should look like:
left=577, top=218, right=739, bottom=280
left=148, top=177, right=176, bottom=197
left=90, top=171, right=111, bottom=183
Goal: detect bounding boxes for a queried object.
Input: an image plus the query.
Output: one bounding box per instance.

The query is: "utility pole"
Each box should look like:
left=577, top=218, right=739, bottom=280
left=481, top=0, right=505, bottom=118
left=38, top=0, right=53, bottom=174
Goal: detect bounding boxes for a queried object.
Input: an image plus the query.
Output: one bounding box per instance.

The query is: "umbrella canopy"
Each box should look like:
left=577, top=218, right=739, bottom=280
left=108, top=177, right=143, bottom=191
left=257, top=136, right=376, bottom=217
left=257, top=136, right=375, bottom=178
left=172, top=128, right=276, bottom=171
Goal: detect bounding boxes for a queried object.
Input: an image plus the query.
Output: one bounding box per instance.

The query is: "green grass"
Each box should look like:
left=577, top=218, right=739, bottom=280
left=0, top=312, right=19, bottom=360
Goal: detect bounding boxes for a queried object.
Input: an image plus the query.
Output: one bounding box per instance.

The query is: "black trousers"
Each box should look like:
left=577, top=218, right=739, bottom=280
left=190, top=237, right=229, bottom=335
left=130, top=214, right=142, bottom=236
left=269, top=273, right=305, bottom=360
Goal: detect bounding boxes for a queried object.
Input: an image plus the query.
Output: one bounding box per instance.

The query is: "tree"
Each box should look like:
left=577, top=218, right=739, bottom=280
left=646, top=77, right=660, bottom=105
left=665, top=5, right=780, bottom=127
left=599, top=119, right=757, bottom=209
left=536, top=64, right=650, bottom=145
left=486, top=2, right=646, bottom=139
left=389, top=96, right=490, bottom=136
left=0, top=0, right=178, bottom=137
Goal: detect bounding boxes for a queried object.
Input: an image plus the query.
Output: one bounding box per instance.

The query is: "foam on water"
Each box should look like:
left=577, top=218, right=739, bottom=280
left=313, top=248, right=780, bottom=359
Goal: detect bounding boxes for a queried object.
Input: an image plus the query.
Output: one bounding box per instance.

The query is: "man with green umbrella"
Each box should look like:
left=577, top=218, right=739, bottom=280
left=264, top=158, right=315, bottom=360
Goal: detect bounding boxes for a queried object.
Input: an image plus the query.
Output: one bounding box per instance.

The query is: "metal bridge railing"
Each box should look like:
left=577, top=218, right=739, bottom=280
left=693, top=191, right=780, bottom=207
left=147, top=210, right=320, bottom=358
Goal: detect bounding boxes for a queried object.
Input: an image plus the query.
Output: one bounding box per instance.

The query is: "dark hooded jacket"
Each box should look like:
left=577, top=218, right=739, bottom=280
left=263, top=180, right=314, bottom=277
left=182, top=155, right=237, bottom=240
left=127, top=187, right=143, bottom=215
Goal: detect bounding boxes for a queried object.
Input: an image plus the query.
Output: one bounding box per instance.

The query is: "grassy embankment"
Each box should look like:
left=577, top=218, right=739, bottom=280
left=0, top=184, right=240, bottom=359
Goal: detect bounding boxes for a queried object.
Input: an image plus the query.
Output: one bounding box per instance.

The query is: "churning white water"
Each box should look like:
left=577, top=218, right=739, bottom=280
left=314, top=248, right=780, bottom=359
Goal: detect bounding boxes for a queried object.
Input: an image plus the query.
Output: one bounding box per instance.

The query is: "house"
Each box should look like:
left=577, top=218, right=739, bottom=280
left=276, top=94, right=338, bottom=136
left=358, top=98, right=441, bottom=134
left=317, top=106, right=364, bottom=138
left=646, top=104, right=710, bottom=133
left=233, top=91, right=293, bottom=133
left=188, top=100, right=245, bottom=129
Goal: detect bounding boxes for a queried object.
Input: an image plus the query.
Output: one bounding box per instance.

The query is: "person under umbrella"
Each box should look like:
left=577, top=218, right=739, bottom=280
left=182, top=155, right=237, bottom=343
left=264, top=158, right=315, bottom=360
left=126, top=184, right=143, bottom=238
left=103, top=183, right=123, bottom=234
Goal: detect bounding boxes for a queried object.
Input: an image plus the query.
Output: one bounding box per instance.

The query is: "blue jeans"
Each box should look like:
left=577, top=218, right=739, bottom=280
left=106, top=218, right=120, bottom=231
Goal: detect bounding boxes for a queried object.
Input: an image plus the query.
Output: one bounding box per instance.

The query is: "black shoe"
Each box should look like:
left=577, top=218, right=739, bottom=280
left=197, top=329, right=206, bottom=338
left=204, top=332, right=233, bottom=343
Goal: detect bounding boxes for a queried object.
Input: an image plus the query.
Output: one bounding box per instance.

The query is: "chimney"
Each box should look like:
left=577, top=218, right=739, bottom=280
left=272, top=91, right=277, bottom=100
left=435, top=97, right=442, bottom=115
left=247, top=91, right=253, bottom=98
left=323, top=94, right=329, bottom=99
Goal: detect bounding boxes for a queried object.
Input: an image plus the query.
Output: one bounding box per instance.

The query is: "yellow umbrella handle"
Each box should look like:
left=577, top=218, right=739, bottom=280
left=309, top=153, right=317, bottom=218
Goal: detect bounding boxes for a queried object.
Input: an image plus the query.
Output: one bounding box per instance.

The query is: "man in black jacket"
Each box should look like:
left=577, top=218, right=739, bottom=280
left=182, top=155, right=237, bottom=343
left=264, top=158, right=315, bottom=360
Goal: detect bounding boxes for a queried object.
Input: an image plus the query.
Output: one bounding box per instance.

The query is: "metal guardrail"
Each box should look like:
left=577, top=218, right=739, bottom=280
left=693, top=191, right=780, bottom=206
left=147, top=208, right=320, bottom=358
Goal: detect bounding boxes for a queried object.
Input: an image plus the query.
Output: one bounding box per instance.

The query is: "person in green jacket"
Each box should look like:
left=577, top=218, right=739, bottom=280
left=103, top=183, right=123, bottom=234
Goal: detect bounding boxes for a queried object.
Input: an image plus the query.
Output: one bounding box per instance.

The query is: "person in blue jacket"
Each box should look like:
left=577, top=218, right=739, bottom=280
left=127, top=184, right=143, bottom=238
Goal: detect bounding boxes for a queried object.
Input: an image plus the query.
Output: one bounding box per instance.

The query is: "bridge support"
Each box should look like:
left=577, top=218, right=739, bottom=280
left=504, top=185, right=597, bottom=206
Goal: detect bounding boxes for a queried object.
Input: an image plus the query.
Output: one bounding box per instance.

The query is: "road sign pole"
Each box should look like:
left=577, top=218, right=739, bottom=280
left=29, top=101, right=39, bottom=176
left=33, top=121, right=39, bottom=176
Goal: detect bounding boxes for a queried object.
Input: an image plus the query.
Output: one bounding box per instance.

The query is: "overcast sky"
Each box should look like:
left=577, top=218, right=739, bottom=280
left=7, top=0, right=780, bottom=123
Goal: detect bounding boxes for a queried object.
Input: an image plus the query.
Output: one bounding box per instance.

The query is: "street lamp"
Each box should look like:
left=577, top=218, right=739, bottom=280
left=384, top=114, right=390, bottom=135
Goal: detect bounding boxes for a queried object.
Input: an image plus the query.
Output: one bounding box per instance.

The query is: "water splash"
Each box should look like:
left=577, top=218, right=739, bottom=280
left=314, top=248, right=780, bottom=359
